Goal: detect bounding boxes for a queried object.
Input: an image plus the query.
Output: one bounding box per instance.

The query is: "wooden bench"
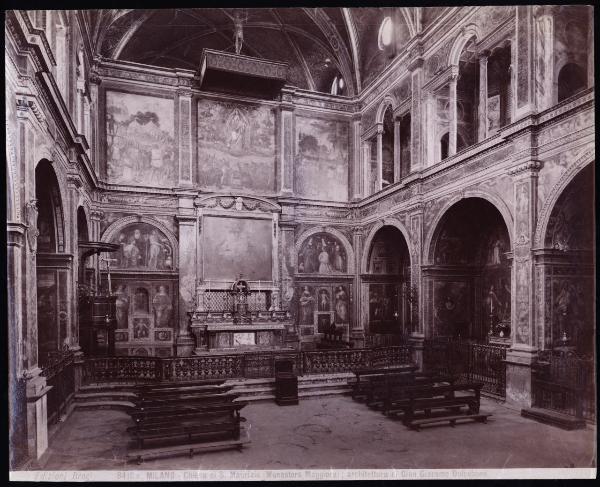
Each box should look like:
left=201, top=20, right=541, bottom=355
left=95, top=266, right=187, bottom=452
left=366, top=374, right=457, bottom=411
left=126, top=426, right=250, bottom=464
left=385, top=382, right=490, bottom=430
left=134, top=384, right=233, bottom=401
left=128, top=402, right=248, bottom=429
left=350, top=364, right=418, bottom=399
left=132, top=391, right=240, bottom=410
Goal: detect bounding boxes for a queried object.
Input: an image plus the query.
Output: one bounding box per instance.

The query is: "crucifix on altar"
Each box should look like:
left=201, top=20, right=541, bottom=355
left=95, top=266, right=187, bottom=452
left=230, top=274, right=251, bottom=324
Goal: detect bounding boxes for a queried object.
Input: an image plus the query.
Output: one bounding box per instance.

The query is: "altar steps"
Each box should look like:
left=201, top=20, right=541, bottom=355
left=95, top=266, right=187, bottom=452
left=72, top=373, right=354, bottom=409
left=229, top=373, right=353, bottom=403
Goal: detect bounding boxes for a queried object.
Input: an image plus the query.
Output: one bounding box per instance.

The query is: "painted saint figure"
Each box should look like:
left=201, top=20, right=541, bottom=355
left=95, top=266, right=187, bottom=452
left=147, top=229, right=165, bottom=269
left=333, top=243, right=345, bottom=272
left=153, top=285, right=172, bottom=327
left=335, top=286, right=348, bottom=323
left=298, top=286, right=315, bottom=326
left=318, top=289, right=330, bottom=311
left=114, top=284, right=129, bottom=329
left=318, top=238, right=334, bottom=274
left=123, top=236, right=140, bottom=267
left=302, top=238, right=317, bottom=273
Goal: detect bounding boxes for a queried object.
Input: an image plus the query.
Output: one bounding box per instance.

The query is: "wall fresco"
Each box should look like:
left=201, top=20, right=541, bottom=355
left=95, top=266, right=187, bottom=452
left=433, top=280, right=469, bottom=337
left=109, top=222, right=174, bottom=271
left=203, top=216, right=272, bottom=281
left=295, top=116, right=349, bottom=201
left=106, top=91, right=176, bottom=186
left=197, top=99, right=276, bottom=193
left=297, top=232, right=347, bottom=274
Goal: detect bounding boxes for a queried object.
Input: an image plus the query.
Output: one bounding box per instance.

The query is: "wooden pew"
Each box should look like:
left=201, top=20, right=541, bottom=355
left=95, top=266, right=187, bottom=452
left=128, top=402, right=248, bottom=429
left=366, top=373, right=457, bottom=411
left=134, top=379, right=227, bottom=394
left=132, top=391, right=239, bottom=411
left=385, top=382, right=491, bottom=430
left=349, top=364, right=418, bottom=400
left=134, top=384, right=233, bottom=401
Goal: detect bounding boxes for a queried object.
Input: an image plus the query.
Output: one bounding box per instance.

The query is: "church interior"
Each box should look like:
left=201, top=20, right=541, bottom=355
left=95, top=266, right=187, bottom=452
left=6, top=6, right=596, bottom=475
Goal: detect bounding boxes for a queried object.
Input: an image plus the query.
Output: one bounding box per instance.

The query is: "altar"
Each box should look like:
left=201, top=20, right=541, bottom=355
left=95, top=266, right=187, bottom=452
left=189, top=279, right=296, bottom=354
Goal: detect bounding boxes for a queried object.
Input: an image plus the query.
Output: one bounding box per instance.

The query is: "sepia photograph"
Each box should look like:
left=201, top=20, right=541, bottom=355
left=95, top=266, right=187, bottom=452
left=5, top=3, right=596, bottom=481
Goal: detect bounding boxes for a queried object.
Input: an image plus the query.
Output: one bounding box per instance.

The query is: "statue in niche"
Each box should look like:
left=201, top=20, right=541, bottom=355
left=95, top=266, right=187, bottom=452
left=335, top=286, right=348, bottom=323
left=114, top=284, right=129, bottom=329
left=153, top=285, right=172, bottom=327
left=318, top=238, right=334, bottom=274
left=298, top=286, right=315, bottom=326
left=318, top=289, right=330, bottom=311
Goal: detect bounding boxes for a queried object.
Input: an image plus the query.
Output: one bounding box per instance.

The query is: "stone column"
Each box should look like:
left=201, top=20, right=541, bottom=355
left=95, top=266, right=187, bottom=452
left=533, top=7, right=554, bottom=110
left=448, top=70, right=458, bottom=156
left=478, top=52, right=489, bottom=141
left=515, top=5, right=535, bottom=118
left=362, top=141, right=371, bottom=197
left=177, top=89, right=194, bottom=187
left=408, top=52, right=425, bottom=171
left=375, top=125, right=383, bottom=191
left=66, top=175, right=82, bottom=350
left=279, top=217, right=298, bottom=347
left=350, top=114, right=363, bottom=201
left=89, top=72, right=101, bottom=173
left=351, top=226, right=365, bottom=348
left=175, top=196, right=198, bottom=356
left=393, top=117, right=401, bottom=181
left=505, top=159, right=542, bottom=409
left=280, top=88, right=295, bottom=196
left=408, top=211, right=424, bottom=368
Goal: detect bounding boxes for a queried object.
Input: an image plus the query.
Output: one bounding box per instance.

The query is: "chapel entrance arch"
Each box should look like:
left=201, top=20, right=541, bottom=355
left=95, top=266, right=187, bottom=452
left=363, top=225, right=411, bottom=344
left=35, top=160, right=68, bottom=365
left=540, top=163, right=594, bottom=354
left=427, top=197, right=511, bottom=342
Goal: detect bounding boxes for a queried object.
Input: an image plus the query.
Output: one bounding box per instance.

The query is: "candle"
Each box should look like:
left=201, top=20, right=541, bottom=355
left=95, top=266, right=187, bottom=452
left=258, top=280, right=261, bottom=292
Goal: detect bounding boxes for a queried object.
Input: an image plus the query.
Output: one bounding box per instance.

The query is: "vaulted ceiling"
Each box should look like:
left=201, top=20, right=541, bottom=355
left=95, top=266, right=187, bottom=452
left=85, top=8, right=448, bottom=96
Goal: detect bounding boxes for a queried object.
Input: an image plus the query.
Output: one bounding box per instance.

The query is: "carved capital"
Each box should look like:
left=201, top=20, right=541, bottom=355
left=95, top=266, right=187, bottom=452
left=67, top=174, right=83, bottom=188
left=508, top=160, right=543, bottom=176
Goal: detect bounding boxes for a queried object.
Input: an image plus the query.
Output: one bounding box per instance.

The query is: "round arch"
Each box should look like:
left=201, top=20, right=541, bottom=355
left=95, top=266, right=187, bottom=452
left=375, top=95, right=399, bottom=125
left=424, top=191, right=514, bottom=266
left=534, top=150, right=595, bottom=247
left=361, top=217, right=413, bottom=274
left=295, top=226, right=355, bottom=275
left=448, top=24, right=481, bottom=67
left=100, top=215, right=179, bottom=268
left=77, top=206, right=91, bottom=242
left=35, top=160, right=66, bottom=253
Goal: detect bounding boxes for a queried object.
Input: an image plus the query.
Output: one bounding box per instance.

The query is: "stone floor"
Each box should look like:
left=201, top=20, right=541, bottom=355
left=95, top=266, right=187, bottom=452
left=29, top=397, right=596, bottom=471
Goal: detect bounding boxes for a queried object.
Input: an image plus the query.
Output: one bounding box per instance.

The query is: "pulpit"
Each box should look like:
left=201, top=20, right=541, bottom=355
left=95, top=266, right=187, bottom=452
left=189, top=279, right=295, bottom=354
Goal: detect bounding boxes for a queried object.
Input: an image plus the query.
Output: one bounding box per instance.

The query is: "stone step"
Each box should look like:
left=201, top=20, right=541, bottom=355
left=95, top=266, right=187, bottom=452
left=75, top=391, right=137, bottom=403
left=521, top=407, right=587, bottom=430
left=73, top=400, right=135, bottom=412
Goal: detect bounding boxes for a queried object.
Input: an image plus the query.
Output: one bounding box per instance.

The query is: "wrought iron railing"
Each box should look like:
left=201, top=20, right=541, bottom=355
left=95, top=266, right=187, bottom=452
left=423, top=338, right=506, bottom=398
left=41, top=350, right=76, bottom=424
left=82, top=346, right=413, bottom=383
left=531, top=349, right=595, bottom=422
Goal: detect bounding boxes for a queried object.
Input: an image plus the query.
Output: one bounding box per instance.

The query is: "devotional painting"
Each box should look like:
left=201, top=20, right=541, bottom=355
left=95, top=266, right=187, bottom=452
left=298, top=233, right=347, bottom=274
left=106, top=91, right=176, bottom=187
left=296, top=283, right=350, bottom=330
left=197, top=99, right=276, bottom=192
left=109, top=223, right=174, bottom=271
left=203, top=216, right=272, bottom=281
left=433, top=281, right=469, bottom=338
left=295, top=116, right=349, bottom=201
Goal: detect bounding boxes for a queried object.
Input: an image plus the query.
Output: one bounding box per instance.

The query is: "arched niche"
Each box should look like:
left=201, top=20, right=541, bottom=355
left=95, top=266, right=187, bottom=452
left=296, top=229, right=353, bottom=275
left=361, top=221, right=413, bottom=337
left=35, top=160, right=66, bottom=253
left=101, top=217, right=178, bottom=271
left=539, top=163, right=594, bottom=354
left=35, top=159, right=69, bottom=365
left=557, top=63, right=587, bottom=103
left=426, top=197, right=512, bottom=341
